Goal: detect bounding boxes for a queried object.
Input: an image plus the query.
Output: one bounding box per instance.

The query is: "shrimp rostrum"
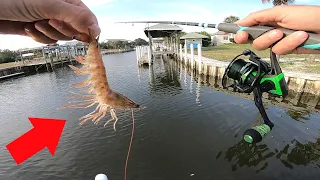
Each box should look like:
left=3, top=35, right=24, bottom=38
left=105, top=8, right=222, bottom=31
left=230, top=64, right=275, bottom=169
left=58, top=27, right=143, bottom=130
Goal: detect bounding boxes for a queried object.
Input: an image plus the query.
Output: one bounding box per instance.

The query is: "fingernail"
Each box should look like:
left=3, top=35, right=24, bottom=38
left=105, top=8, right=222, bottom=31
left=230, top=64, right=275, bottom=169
left=268, top=30, right=282, bottom=39
left=50, top=19, right=63, bottom=29
left=90, top=24, right=101, bottom=37
left=295, top=31, right=308, bottom=40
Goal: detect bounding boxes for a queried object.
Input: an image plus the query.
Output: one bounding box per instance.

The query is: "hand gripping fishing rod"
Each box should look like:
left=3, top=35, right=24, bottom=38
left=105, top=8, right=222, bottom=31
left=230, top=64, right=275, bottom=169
left=117, top=20, right=320, bottom=143
left=116, top=20, right=320, bottom=50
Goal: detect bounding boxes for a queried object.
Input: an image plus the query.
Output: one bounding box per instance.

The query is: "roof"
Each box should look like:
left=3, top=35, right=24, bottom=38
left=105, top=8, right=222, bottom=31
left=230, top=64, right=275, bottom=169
left=63, top=40, right=86, bottom=46
left=103, top=39, right=131, bottom=42
left=214, top=31, right=230, bottom=35
left=145, top=23, right=183, bottom=31
left=144, top=23, right=182, bottom=38
left=180, top=32, right=208, bottom=39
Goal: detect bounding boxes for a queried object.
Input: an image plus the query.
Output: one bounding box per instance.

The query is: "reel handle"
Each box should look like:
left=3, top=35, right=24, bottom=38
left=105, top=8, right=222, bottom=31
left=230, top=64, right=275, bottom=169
left=243, top=124, right=272, bottom=143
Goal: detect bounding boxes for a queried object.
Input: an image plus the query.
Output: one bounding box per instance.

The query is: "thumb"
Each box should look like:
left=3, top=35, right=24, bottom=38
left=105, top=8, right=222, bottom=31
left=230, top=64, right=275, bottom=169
left=235, top=7, right=283, bottom=27
left=43, top=0, right=100, bottom=37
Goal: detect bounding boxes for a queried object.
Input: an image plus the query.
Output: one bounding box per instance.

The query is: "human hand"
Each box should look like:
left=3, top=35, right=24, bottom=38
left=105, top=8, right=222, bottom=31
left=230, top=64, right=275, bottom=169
left=0, top=0, right=100, bottom=44
left=234, top=5, right=320, bottom=55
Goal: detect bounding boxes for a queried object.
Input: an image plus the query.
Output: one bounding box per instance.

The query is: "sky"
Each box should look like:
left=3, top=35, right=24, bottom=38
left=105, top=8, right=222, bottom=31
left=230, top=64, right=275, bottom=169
left=0, top=0, right=319, bottom=51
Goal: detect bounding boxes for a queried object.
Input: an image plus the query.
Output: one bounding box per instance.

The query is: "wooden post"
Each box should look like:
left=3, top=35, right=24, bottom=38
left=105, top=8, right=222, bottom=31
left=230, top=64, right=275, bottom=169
left=42, top=48, right=50, bottom=72
left=190, top=43, right=194, bottom=68
left=179, top=44, right=183, bottom=61
left=184, top=40, right=187, bottom=64
left=49, top=53, right=54, bottom=71
left=148, top=46, right=151, bottom=65
left=60, top=47, right=63, bottom=66
left=198, top=43, right=202, bottom=73
left=136, top=47, right=139, bottom=61
left=68, top=47, right=73, bottom=65
left=148, top=31, right=153, bottom=64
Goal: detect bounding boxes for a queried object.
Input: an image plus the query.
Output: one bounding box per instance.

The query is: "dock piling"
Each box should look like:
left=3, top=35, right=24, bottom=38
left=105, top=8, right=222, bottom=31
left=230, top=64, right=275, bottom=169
left=179, top=44, right=183, bottom=61
left=190, top=43, right=194, bottom=68
left=184, top=42, right=187, bottom=64
left=198, top=43, right=202, bottom=74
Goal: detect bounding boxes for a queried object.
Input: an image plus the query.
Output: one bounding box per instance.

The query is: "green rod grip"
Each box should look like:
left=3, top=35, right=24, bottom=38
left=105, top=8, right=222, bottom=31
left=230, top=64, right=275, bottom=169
left=216, top=23, right=320, bottom=50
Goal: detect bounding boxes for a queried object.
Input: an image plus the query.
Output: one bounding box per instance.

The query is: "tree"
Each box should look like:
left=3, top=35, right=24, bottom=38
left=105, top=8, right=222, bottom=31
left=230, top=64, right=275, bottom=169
left=223, top=16, right=240, bottom=23
left=199, top=31, right=212, bottom=47
left=178, top=31, right=187, bottom=46
left=99, top=42, right=108, bottom=49
left=0, top=49, right=19, bottom=63
left=261, top=0, right=295, bottom=5
left=133, top=38, right=148, bottom=46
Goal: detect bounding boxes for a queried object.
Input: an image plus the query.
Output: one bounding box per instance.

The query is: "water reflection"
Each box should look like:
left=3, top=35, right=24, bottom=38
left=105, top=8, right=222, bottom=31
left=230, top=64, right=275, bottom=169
left=286, top=108, right=312, bottom=121
left=144, top=55, right=183, bottom=96
left=216, top=138, right=320, bottom=173
left=216, top=140, right=274, bottom=173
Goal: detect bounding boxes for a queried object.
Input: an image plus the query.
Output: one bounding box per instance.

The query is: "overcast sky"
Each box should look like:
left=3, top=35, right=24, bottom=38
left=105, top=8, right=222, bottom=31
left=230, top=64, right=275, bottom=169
left=0, top=0, right=319, bottom=50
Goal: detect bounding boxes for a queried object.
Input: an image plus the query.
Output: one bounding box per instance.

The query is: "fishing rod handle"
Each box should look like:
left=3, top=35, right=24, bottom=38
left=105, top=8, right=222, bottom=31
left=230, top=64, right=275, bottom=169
left=217, top=23, right=320, bottom=50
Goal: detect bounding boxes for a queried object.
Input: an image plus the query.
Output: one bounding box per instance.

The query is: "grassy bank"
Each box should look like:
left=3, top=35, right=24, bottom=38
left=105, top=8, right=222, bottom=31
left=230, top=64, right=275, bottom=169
left=200, top=44, right=320, bottom=61
left=195, top=44, right=320, bottom=74
left=0, top=62, right=16, bottom=69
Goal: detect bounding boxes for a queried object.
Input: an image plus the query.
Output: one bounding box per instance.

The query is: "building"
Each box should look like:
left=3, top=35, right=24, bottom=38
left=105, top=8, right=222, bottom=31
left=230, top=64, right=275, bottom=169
left=180, top=32, right=208, bottom=49
left=211, top=31, right=235, bottom=45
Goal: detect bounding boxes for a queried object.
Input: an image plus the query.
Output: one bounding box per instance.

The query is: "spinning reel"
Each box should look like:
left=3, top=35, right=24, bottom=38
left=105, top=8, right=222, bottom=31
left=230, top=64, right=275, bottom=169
left=222, top=48, right=288, bottom=144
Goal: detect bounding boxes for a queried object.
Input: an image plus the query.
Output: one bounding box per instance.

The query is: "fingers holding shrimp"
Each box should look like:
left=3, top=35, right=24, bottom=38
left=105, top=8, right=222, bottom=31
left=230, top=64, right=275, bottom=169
left=35, top=20, right=73, bottom=41
left=24, top=22, right=58, bottom=44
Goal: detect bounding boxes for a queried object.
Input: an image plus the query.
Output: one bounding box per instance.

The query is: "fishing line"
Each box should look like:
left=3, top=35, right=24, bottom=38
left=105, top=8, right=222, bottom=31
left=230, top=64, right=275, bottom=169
left=124, top=109, right=135, bottom=180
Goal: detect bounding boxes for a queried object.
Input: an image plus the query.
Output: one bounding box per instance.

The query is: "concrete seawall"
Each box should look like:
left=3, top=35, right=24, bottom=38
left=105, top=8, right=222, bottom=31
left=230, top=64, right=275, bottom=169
left=167, top=54, right=320, bottom=112
left=179, top=53, right=320, bottom=96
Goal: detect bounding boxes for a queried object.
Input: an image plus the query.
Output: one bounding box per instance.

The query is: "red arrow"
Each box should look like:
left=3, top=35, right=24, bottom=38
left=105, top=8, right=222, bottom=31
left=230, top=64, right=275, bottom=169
left=6, top=117, right=66, bottom=165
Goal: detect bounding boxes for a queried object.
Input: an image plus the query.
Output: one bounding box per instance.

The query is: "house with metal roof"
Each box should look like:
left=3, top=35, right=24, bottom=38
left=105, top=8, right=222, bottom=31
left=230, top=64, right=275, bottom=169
left=180, top=32, right=208, bottom=49
left=211, top=31, right=235, bottom=45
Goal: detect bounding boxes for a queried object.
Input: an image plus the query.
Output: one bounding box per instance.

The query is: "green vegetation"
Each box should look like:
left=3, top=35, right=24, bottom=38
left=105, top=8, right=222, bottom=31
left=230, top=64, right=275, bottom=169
left=199, top=44, right=320, bottom=61
left=0, top=49, right=19, bottom=64
left=223, top=16, right=240, bottom=23
left=261, top=0, right=295, bottom=6
left=199, top=31, right=211, bottom=47
left=99, top=38, right=148, bottom=50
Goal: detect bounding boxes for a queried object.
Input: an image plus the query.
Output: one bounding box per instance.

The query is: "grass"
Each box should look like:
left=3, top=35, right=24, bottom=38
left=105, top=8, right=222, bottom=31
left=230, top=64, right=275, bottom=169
left=279, top=61, right=320, bottom=74
left=188, top=44, right=320, bottom=74
left=0, top=62, right=17, bottom=70
left=199, top=44, right=320, bottom=61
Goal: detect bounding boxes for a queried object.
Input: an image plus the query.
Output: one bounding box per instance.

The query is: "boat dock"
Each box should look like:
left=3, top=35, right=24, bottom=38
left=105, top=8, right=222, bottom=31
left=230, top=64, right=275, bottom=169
left=0, top=43, right=88, bottom=81
left=136, top=23, right=182, bottom=66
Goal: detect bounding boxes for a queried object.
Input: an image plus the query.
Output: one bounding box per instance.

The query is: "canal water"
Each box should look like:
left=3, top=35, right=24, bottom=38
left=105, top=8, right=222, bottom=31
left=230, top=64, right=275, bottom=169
left=1, top=51, right=320, bottom=180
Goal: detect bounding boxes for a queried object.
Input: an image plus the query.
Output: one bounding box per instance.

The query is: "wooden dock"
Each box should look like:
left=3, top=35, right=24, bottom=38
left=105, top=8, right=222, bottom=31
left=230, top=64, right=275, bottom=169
left=0, top=43, right=88, bottom=80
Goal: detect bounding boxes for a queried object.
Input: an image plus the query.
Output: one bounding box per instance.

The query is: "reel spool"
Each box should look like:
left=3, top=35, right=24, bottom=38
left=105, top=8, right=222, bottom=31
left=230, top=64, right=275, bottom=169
left=222, top=49, right=288, bottom=144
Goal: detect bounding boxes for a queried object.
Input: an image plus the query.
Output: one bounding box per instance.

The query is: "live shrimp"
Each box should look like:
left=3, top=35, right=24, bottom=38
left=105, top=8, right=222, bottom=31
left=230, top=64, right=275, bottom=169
left=58, top=27, right=143, bottom=180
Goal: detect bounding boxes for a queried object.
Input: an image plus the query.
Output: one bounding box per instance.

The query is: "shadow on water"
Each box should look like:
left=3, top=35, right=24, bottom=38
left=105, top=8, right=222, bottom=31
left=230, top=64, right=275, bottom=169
left=216, top=138, right=320, bottom=173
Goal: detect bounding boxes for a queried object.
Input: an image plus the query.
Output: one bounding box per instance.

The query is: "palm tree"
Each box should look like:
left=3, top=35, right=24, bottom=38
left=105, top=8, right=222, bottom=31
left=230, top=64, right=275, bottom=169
left=261, top=0, right=295, bottom=6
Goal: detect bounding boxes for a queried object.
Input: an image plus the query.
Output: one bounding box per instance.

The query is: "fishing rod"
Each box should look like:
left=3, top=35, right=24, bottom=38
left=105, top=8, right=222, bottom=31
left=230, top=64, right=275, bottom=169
left=117, top=20, right=320, bottom=144
left=116, top=20, right=320, bottom=49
